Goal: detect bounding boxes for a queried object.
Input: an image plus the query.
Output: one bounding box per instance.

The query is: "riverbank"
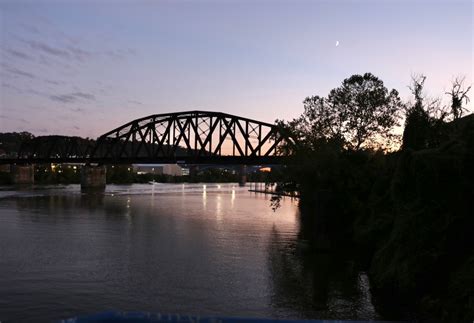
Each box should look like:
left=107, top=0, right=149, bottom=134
left=294, top=119, right=474, bottom=321
left=0, top=166, right=273, bottom=186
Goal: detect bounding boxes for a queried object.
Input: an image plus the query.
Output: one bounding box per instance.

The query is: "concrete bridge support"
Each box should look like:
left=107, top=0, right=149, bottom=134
left=239, top=165, right=247, bottom=186
left=81, top=165, right=107, bottom=191
left=11, top=164, right=35, bottom=185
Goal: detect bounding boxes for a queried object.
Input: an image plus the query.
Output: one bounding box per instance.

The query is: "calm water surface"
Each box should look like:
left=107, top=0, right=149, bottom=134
left=0, top=184, right=381, bottom=322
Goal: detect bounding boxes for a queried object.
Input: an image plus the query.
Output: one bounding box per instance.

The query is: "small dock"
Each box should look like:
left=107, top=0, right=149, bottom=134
left=248, top=182, right=300, bottom=198
left=248, top=189, right=300, bottom=198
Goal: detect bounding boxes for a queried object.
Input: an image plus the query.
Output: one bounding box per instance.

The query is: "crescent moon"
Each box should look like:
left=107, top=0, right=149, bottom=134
left=336, top=41, right=339, bottom=47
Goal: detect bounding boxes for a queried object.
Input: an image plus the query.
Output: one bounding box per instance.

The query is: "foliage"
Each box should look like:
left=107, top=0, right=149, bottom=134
left=272, top=72, right=404, bottom=221
left=403, top=74, right=472, bottom=151
left=0, top=132, right=35, bottom=157
left=0, top=170, right=12, bottom=184
left=446, top=76, right=471, bottom=120
left=106, top=165, right=136, bottom=183
left=368, top=127, right=474, bottom=321
left=33, top=164, right=81, bottom=184
left=274, top=72, right=473, bottom=321
left=292, top=73, right=403, bottom=150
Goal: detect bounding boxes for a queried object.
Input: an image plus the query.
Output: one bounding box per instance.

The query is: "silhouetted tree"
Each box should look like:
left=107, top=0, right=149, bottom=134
left=273, top=73, right=474, bottom=322
left=0, top=131, right=35, bottom=157
left=272, top=73, right=404, bottom=219
left=402, top=75, right=431, bottom=150
left=446, top=76, right=471, bottom=120
left=402, top=74, right=451, bottom=150
left=294, top=73, right=402, bottom=150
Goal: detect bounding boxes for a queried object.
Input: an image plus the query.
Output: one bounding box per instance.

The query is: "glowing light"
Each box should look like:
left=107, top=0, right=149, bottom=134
left=231, top=189, right=236, bottom=208
left=202, top=189, right=207, bottom=208
left=216, top=194, right=222, bottom=220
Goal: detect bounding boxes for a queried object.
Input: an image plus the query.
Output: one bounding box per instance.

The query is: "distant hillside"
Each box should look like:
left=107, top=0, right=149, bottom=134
left=0, top=132, right=206, bottom=159
left=0, top=132, right=35, bottom=157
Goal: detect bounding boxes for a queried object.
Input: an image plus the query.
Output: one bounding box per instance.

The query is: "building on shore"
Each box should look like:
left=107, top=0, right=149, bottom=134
left=133, top=164, right=189, bottom=176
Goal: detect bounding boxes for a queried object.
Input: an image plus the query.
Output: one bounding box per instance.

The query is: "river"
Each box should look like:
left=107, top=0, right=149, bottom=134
left=0, top=183, right=382, bottom=322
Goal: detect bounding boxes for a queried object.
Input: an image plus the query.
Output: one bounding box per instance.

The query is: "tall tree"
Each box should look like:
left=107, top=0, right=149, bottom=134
left=402, top=74, right=458, bottom=150
left=293, top=73, right=403, bottom=150
left=402, top=74, right=431, bottom=150
left=446, top=76, right=471, bottom=120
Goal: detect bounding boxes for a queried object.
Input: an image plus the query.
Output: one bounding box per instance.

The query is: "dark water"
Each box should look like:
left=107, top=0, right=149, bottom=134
left=0, top=184, right=382, bottom=322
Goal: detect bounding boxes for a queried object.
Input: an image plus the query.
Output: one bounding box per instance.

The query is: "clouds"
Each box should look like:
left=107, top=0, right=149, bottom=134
left=24, top=40, right=71, bottom=59
left=20, top=23, right=40, bottom=35
left=67, top=45, right=93, bottom=61
left=2, top=19, right=138, bottom=108
left=20, top=39, right=96, bottom=62
left=2, top=19, right=130, bottom=119
left=5, top=49, right=33, bottom=60
left=2, top=64, right=36, bottom=79
left=104, top=48, right=136, bottom=60
left=0, top=115, right=30, bottom=125
left=49, top=92, right=96, bottom=103
left=2, top=82, right=25, bottom=94
left=1, top=10, right=145, bottom=137
left=48, top=94, right=76, bottom=103
left=71, top=92, right=95, bottom=100
left=71, top=107, right=85, bottom=113
left=44, top=79, right=62, bottom=85
left=18, top=38, right=134, bottom=64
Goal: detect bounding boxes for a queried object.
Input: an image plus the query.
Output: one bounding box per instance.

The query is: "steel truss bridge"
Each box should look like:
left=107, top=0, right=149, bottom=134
left=2, top=111, right=295, bottom=165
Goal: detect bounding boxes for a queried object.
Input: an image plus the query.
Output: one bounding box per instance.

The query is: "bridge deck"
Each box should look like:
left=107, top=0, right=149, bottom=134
left=0, top=156, right=286, bottom=165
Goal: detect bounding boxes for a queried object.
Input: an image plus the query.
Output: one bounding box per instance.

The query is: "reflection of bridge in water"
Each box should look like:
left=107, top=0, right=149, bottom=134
left=2, top=111, right=295, bottom=188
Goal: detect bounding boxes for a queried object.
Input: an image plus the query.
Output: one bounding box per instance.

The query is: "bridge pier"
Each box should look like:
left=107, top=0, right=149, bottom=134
left=81, top=165, right=107, bottom=191
left=11, top=164, right=35, bottom=185
left=239, top=165, right=247, bottom=186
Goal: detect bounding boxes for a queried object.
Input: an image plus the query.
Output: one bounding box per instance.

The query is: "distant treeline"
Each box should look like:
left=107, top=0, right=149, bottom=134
left=273, top=73, right=473, bottom=321
left=0, top=161, right=272, bottom=185
left=0, top=132, right=207, bottom=160
left=0, top=131, right=35, bottom=157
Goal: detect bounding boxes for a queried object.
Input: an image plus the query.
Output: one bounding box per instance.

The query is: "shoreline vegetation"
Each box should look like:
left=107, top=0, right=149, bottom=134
left=271, top=73, right=473, bottom=322
left=0, top=73, right=472, bottom=321
left=0, top=164, right=272, bottom=185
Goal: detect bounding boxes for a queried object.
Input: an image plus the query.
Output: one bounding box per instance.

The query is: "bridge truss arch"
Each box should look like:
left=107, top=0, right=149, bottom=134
left=90, top=110, right=294, bottom=164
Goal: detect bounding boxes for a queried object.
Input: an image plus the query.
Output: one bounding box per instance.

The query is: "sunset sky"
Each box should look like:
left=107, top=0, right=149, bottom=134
left=1, top=0, right=472, bottom=138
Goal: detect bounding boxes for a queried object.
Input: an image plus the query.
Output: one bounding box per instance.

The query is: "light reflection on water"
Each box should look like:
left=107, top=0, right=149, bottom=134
left=0, top=183, right=382, bottom=322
